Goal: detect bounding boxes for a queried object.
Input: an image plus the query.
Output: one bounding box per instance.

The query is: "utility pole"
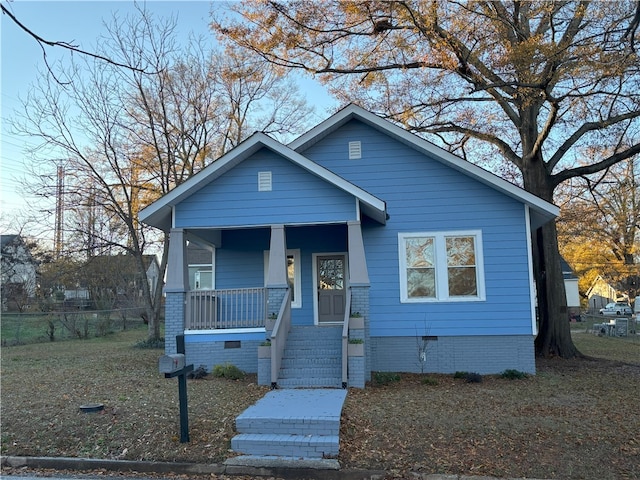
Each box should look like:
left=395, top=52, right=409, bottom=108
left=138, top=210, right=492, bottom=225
left=54, top=164, right=65, bottom=258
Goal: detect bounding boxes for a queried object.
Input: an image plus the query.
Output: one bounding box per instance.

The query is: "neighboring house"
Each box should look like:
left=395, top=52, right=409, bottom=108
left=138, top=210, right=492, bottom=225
left=585, top=275, right=619, bottom=313
left=561, top=257, right=581, bottom=321
left=140, top=104, right=558, bottom=388
left=1, top=235, right=37, bottom=310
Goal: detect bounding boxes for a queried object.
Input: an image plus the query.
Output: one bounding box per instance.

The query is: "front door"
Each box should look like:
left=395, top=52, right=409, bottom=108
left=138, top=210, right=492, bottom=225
left=316, top=255, right=346, bottom=323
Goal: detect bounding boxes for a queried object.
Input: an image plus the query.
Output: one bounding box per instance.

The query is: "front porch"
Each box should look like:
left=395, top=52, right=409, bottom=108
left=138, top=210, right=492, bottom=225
left=179, top=285, right=367, bottom=388
left=163, top=223, right=372, bottom=388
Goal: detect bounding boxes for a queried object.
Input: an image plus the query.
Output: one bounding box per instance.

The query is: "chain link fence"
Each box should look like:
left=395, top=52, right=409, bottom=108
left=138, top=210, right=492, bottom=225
left=1, top=307, right=163, bottom=346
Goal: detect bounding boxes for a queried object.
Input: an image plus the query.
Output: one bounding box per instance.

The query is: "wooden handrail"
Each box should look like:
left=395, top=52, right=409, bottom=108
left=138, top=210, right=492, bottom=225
left=270, top=288, right=292, bottom=388
left=341, top=289, right=352, bottom=388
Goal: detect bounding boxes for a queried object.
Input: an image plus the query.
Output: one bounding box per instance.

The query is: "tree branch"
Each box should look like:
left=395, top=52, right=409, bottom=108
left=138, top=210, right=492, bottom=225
left=1, top=3, right=156, bottom=75
left=548, top=110, right=640, bottom=172
left=552, top=143, right=640, bottom=188
left=417, top=122, right=523, bottom=168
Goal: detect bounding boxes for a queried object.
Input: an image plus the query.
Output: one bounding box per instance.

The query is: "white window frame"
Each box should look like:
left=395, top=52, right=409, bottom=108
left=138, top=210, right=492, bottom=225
left=264, top=249, right=302, bottom=308
left=398, top=230, right=485, bottom=303
left=187, top=247, right=216, bottom=290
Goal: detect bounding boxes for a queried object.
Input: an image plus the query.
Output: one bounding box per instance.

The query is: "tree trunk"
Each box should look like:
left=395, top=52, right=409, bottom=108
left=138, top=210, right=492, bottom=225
left=532, top=221, right=579, bottom=358
left=148, top=235, right=170, bottom=342
left=521, top=150, right=580, bottom=359
left=132, top=243, right=163, bottom=343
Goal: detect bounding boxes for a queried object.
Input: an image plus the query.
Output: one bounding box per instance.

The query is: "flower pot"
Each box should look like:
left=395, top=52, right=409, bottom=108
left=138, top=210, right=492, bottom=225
left=349, top=316, right=365, bottom=328
left=258, top=345, right=271, bottom=358
left=348, top=342, right=364, bottom=356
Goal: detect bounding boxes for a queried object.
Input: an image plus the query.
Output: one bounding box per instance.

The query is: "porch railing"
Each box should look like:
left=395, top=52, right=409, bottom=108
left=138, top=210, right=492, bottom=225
left=341, top=289, right=352, bottom=388
left=270, top=288, right=292, bottom=388
left=185, top=288, right=266, bottom=330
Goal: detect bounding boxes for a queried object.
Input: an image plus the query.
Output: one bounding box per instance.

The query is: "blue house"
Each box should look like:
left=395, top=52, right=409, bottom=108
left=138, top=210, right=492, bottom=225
left=140, top=104, right=558, bottom=388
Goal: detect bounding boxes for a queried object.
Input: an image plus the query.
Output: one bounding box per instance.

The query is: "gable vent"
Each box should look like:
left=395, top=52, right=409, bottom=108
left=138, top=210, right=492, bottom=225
left=348, top=141, right=362, bottom=159
left=258, top=171, right=272, bottom=191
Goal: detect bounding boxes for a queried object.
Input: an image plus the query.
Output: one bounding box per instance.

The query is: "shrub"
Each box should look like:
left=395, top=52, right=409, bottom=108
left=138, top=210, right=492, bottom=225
left=212, top=363, right=245, bottom=380
left=373, top=371, right=401, bottom=386
left=501, top=369, right=529, bottom=380
left=134, top=337, right=165, bottom=349
left=465, top=372, right=483, bottom=383
left=348, top=338, right=364, bottom=344
left=453, top=371, right=469, bottom=379
left=188, top=365, right=208, bottom=379
left=422, top=376, right=438, bottom=386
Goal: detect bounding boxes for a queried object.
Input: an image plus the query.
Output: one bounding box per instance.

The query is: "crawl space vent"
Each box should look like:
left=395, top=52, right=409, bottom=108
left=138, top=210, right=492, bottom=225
left=348, top=141, right=362, bottom=159
left=258, top=171, right=272, bottom=191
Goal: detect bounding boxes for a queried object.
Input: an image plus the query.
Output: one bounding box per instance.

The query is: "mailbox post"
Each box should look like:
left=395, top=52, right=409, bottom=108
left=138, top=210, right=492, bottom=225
left=159, top=335, right=193, bottom=443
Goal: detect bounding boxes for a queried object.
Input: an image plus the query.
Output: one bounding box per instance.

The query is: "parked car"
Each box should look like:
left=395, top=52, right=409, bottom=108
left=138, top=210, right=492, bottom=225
left=599, top=302, right=633, bottom=315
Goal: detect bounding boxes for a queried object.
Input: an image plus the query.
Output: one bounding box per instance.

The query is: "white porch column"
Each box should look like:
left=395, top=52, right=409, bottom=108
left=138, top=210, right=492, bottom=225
left=266, top=225, right=288, bottom=288
left=348, top=221, right=370, bottom=286
left=165, top=228, right=189, bottom=292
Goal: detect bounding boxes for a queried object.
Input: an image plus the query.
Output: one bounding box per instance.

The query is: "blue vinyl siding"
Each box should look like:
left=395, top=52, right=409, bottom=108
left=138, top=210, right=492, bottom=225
left=300, top=120, right=534, bottom=337
left=214, top=229, right=269, bottom=290
left=175, top=148, right=357, bottom=228
left=213, top=224, right=348, bottom=326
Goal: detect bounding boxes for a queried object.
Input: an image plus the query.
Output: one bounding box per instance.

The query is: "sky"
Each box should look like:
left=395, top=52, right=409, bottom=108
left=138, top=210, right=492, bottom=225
left=0, top=0, right=337, bottom=242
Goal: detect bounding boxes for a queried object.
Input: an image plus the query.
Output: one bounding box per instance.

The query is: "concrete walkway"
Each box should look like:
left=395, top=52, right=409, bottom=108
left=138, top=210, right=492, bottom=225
left=230, top=389, right=348, bottom=462
left=237, top=388, right=348, bottom=421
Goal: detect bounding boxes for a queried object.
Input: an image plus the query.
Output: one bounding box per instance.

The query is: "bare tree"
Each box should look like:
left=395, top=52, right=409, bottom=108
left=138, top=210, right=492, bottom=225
left=214, top=47, right=315, bottom=155
left=13, top=5, right=313, bottom=341
left=213, top=1, right=640, bottom=358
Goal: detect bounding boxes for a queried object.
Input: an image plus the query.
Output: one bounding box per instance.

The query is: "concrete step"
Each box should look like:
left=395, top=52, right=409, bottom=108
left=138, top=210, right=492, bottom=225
left=231, top=433, right=339, bottom=459
left=286, top=333, right=342, bottom=341
left=277, top=377, right=342, bottom=388
left=282, top=349, right=341, bottom=358
left=280, top=356, right=341, bottom=367
left=284, top=337, right=341, bottom=345
left=231, top=390, right=347, bottom=460
left=275, top=326, right=343, bottom=387
left=284, top=336, right=341, bottom=344
left=235, top=415, right=339, bottom=436
left=279, top=366, right=341, bottom=378
left=287, top=327, right=341, bottom=338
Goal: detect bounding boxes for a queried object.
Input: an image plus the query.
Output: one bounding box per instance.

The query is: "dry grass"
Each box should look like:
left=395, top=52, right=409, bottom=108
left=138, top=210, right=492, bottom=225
left=1, top=324, right=639, bottom=479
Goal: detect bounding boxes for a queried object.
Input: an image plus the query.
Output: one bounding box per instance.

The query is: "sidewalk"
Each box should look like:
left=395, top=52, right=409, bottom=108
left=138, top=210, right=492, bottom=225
left=2, top=455, right=553, bottom=480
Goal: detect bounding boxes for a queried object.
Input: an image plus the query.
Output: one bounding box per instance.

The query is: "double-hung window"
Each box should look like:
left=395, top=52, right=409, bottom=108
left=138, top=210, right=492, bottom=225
left=399, top=230, right=485, bottom=302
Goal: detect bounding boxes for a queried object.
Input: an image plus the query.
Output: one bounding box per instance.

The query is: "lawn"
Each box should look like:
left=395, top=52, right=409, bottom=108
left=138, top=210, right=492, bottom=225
left=1, top=323, right=639, bottom=479
left=1, top=311, right=142, bottom=345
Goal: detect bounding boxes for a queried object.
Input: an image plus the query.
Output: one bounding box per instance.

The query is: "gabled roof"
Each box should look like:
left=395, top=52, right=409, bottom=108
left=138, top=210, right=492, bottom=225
left=83, top=254, right=158, bottom=276
left=560, top=257, right=578, bottom=280
left=585, top=274, right=617, bottom=299
left=139, top=132, right=388, bottom=231
left=0, top=234, right=34, bottom=261
left=289, top=104, right=558, bottom=228
left=1, top=234, right=20, bottom=249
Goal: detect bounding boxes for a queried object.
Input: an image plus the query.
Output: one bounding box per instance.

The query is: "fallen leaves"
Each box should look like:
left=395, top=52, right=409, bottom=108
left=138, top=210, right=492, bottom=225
left=1, top=328, right=639, bottom=479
